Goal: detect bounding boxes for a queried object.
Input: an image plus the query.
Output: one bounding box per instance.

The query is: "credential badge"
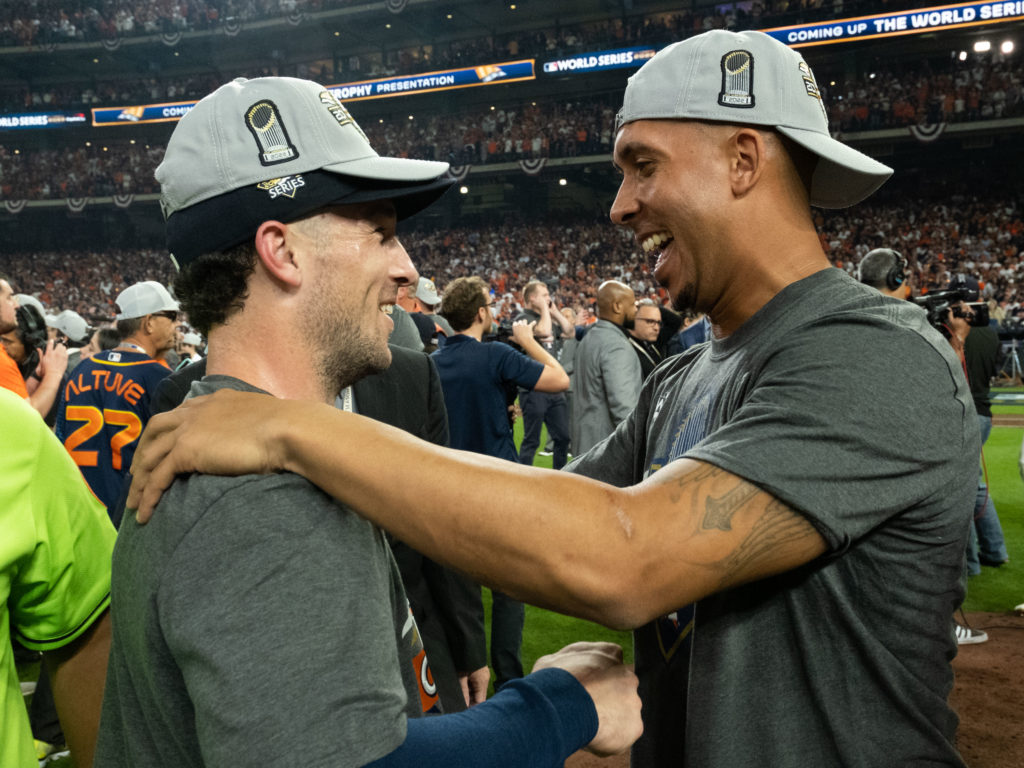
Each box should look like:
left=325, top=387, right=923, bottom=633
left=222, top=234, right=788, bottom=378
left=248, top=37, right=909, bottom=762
left=245, top=99, right=299, bottom=166
left=718, top=50, right=754, bottom=108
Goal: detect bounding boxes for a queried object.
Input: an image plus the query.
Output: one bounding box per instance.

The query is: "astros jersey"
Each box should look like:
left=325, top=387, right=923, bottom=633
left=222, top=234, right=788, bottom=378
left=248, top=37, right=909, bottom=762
left=55, top=349, right=171, bottom=515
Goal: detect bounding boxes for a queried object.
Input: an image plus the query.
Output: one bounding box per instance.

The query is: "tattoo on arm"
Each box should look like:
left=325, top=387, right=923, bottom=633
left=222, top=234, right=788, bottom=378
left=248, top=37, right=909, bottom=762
left=713, top=498, right=820, bottom=590
left=665, top=462, right=824, bottom=591
left=702, top=483, right=758, bottom=532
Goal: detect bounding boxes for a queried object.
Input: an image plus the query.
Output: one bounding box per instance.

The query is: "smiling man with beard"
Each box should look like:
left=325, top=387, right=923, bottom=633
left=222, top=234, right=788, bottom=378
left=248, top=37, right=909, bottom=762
left=130, top=34, right=978, bottom=768
left=96, top=76, right=642, bottom=768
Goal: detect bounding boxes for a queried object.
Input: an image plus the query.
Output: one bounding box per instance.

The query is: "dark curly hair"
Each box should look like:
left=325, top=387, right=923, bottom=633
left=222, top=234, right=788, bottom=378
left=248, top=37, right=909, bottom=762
left=172, top=242, right=258, bottom=336
left=439, top=276, right=488, bottom=332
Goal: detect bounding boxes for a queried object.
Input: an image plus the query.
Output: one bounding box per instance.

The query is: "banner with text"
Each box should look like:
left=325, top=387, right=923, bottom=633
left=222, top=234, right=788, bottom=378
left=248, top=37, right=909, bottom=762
left=763, top=1, right=1024, bottom=47
left=542, top=46, right=658, bottom=75
left=327, top=59, right=536, bottom=102
left=0, top=111, right=87, bottom=131
left=92, top=101, right=195, bottom=127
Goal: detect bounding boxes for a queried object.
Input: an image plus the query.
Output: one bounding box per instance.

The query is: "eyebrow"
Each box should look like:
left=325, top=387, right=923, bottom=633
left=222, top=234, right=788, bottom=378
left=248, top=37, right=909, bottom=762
left=612, top=140, right=662, bottom=170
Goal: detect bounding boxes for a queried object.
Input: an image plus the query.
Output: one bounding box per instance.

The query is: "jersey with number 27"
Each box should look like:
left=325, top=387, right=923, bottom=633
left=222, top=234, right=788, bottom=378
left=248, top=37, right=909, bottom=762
left=55, top=349, right=171, bottom=513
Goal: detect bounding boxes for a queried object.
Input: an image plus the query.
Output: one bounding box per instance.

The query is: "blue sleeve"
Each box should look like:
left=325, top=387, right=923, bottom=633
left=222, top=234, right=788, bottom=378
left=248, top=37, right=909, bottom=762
left=366, top=668, right=598, bottom=768
left=492, top=343, right=544, bottom=391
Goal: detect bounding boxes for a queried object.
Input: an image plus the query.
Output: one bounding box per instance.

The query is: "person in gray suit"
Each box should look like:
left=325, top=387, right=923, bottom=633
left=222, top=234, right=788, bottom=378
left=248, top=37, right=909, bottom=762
left=572, top=280, right=641, bottom=455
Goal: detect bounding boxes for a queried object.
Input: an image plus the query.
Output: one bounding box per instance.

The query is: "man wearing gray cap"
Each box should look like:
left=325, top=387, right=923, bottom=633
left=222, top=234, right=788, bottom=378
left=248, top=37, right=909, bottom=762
left=54, top=280, right=177, bottom=521
left=130, top=34, right=976, bottom=767
left=97, top=76, right=641, bottom=767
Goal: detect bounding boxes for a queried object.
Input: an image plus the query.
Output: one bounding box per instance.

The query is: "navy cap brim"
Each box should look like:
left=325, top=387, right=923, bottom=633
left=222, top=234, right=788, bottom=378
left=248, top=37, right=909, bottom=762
left=166, top=169, right=454, bottom=269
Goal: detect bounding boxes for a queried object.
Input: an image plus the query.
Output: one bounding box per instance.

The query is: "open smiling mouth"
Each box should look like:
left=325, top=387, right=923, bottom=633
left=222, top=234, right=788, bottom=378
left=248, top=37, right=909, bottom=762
left=641, top=231, right=674, bottom=272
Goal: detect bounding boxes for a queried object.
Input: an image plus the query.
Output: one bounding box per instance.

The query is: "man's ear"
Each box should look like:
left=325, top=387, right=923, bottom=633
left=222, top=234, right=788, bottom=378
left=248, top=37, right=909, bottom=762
left=729, top=127, right=766, bottom=199
left=253, top=219, right=303, bottom=288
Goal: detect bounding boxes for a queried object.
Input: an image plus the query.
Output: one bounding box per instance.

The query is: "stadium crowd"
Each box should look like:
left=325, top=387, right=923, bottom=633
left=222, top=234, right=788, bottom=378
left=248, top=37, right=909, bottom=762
left=2, top=49, right=1022, bottom=200
left=4, top=195, right=1022, bottom=327
left=1, top=24, right=1020, bottom=125
left=0, top=0, right=916, bottom=52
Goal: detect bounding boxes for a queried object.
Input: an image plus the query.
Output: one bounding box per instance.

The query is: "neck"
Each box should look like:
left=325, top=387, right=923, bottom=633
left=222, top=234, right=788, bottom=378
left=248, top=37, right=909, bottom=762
left=207, top=316, right=332, bottom=404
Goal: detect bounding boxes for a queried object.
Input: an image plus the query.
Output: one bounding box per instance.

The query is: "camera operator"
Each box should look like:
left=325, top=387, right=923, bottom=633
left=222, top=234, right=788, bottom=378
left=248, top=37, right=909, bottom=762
left=912, top=276, right=1000, bottom=643
left=958, top=281, right=1011, bottom=573
left=0, top=279, right=68, bottom=421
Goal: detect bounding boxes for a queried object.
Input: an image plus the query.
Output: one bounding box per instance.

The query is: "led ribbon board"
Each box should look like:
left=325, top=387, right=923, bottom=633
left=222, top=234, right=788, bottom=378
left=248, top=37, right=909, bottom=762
left=763, top=1, right=1024, bottom=47
left=542, top=46, right=658, bottom=74
left=92, top=101, right=195, bottom=127
left=327, top=60, right=536, bottom=102
left=0, top=112, right=87, bottom=130
left=92, top=60, right=537, bottom=126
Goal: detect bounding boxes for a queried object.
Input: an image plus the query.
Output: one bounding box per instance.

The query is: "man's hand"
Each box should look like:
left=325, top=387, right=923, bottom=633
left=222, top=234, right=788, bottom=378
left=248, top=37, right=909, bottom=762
left=36, top=339, right=68, bottom=381
left=511, top=319, right=538, bottom=347
left=128, top=389, right=290, bottom=521
left=459, top=665, right=490, bottom=707
left=533, top=641, right=642, bottom=757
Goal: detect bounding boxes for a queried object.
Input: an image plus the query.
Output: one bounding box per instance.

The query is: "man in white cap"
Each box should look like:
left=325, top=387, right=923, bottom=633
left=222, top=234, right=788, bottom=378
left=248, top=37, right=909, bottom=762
left=177, top=330, right=204, bottom=367
left=129, top=35, right=975, bottom=767
left=54, top=280, right=178, bottom=522
left=97, top=76, right=641, bottom=767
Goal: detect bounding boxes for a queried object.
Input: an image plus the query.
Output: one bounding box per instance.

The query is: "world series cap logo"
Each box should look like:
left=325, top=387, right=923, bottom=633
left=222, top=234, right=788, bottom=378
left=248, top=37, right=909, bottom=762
left=245, top=99, right=299, bottom=166
left=718, top=50, right=754, bottom=108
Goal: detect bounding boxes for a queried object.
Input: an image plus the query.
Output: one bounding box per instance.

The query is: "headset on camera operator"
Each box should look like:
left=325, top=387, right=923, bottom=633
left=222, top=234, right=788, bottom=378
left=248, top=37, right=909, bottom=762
left=857, top=248, right=912, bottom=300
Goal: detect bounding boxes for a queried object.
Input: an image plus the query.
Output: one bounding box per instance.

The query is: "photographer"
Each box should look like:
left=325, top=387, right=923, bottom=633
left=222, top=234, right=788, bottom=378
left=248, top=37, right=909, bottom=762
left=913, top=276, right=1001, bottom=643
left=434, top=276, right=569, bottom=693
left=0, top=279, right=68, bottom=421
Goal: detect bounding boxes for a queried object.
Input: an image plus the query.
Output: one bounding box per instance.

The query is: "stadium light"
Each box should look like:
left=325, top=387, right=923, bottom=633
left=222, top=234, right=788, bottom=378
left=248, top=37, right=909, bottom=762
left=334, top=31, right=339, bottom=36
left=446, top=13, right=452, bottom=19
left=408, top=115, right=414, bottom=120
left=460, top=186, right=469, bottom=194
left=958, top=50, right=968, bottom=61
left=558, top=178, right=567, bottom=186
left=1001, top=40, right=1014, bottom=54
left=973, top=40, right=991, bottom=53
left=385, top=23, right=391, bottom=29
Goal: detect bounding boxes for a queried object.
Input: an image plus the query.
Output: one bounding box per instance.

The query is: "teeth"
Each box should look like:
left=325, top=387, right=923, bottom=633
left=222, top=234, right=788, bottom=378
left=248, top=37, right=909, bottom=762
left=641, top=232, right=673, bottom=253
left=380, top=304, right=394, bottom=315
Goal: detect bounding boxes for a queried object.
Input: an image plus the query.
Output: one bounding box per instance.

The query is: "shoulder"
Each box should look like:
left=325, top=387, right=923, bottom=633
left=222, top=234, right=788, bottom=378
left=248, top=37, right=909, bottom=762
left=386, top=343, right=430, bottom=374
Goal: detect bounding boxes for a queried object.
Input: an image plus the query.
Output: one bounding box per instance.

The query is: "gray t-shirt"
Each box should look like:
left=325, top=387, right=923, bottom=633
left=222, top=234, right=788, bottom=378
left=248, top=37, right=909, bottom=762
left=96, top=376, right=430, bottom=768
left=568, top=268, right=978, bottom=767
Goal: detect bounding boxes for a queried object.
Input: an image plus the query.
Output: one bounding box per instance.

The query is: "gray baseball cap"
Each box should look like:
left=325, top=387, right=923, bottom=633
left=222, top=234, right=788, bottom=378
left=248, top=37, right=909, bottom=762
left=414, top=277, right=441, bottom=306
left=157, top=76, right=455, bottom=268
left=617, top=30, right=892, bottom=208
left=115, top=281, right=180, bottom=320
left=55, top=309, right=91, bottom=343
